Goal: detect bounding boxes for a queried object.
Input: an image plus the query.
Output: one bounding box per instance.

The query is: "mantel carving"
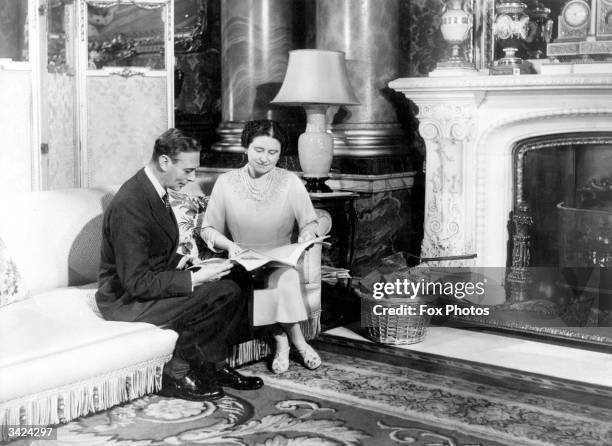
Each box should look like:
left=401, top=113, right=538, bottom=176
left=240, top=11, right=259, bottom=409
left=417, top=101, right=476, bottom=265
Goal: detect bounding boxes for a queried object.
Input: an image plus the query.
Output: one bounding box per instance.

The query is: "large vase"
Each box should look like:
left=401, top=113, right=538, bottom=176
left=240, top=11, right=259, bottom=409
left=493, top=1, right=529, bottom=64
left=439, top=0, right=473, bottom=65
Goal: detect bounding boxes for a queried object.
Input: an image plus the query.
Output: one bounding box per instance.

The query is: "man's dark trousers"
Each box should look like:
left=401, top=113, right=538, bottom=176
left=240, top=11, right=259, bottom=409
left=130, top=280, right=246, bottom=376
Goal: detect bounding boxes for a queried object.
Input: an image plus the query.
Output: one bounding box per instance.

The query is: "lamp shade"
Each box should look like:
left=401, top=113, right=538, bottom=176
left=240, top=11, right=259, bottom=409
left=271, top=50, right=360, bottom=106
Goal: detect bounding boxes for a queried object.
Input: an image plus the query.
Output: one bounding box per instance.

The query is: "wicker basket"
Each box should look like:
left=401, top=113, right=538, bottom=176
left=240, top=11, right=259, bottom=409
left=358, top=289, right=437, bottom=345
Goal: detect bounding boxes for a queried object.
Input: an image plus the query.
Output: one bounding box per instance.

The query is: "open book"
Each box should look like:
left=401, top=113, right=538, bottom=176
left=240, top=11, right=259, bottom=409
left=189, top=236, right=329, bottom=272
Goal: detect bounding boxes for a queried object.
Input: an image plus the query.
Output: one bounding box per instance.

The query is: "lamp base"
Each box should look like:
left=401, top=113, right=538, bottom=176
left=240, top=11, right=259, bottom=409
left=303, top=177, right=332, bottom=193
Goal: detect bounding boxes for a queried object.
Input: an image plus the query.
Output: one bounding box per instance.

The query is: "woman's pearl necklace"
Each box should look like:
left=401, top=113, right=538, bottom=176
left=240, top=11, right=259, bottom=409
left=240, top=165, right=277, bottom=201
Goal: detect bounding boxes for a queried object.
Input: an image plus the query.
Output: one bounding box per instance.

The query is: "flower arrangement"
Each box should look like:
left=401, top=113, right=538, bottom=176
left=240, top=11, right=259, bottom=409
left=168, top=191, right=210, bottom=263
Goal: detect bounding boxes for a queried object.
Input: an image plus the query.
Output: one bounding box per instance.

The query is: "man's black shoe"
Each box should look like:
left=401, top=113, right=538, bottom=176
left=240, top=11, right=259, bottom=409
left=215, top=365, right=264, bottom=390
left=158, top=371, right=224, bottom=401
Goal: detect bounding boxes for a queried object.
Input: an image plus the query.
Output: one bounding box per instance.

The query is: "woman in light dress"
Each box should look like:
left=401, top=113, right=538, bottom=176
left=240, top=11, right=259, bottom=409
left=201, top=120, right=322, bottom=373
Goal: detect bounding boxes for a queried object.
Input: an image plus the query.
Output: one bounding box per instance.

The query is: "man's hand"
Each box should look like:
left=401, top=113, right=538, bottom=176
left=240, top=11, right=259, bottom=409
left=191, top=261, right=234, bottom=286
left=176, top=255, right=192, bottom=270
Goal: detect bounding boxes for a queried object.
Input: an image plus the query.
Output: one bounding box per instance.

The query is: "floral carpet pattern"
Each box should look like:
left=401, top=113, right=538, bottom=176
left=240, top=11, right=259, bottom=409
left=12, top=350, right=612, bottom=445
left=240, top=351, right=612, bottom=446
left=13, top=387, right=500, bottom=446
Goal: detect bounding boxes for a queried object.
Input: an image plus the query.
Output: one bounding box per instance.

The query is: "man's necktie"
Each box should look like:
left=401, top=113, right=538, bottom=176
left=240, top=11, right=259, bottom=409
left=163, top=193, right=173, bottom=215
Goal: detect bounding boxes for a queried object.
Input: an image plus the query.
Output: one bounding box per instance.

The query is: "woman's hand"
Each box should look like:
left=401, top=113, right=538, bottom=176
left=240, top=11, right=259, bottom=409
left=297, top=230, right=317, bottom=243
left=228, top=242, right=245, bottom=258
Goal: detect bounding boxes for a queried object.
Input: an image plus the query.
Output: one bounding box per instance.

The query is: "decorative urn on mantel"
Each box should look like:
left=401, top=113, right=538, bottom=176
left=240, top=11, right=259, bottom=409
left=430, top=0, right=477, bottom=77
left=492, top=1, right=533, bottom=74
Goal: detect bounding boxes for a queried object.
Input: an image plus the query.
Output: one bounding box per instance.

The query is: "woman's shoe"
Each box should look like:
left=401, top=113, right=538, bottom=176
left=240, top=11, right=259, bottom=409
left=271, top=348, right=290, bottom=374
left=297, top=344, right=321, bottom=370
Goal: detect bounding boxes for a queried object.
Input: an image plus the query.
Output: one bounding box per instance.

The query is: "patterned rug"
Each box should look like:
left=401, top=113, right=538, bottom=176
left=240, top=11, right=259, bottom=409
left=239, top=351, right=612, bottom=446
left=11, top=350, right=612, bottom=445
left=11, top=386, right=501, bottom=446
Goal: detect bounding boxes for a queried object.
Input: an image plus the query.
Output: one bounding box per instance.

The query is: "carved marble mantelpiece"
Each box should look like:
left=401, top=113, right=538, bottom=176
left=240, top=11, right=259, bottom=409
left=390, top=74, right=612, bottom=268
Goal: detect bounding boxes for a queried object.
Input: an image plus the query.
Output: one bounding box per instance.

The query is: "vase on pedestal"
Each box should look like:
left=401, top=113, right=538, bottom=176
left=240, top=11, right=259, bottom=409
left=430, top=0, right=477, bottom=77
left=492, top=1, right=534, bottom=74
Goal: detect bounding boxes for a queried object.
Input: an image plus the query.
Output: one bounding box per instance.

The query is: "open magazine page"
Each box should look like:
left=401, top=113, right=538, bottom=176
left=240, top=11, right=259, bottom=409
left=257, top=236, right=329, bottom=268
left=229, top=250, right=277, bottom=271
left=231, top=235, right=329, bottom=271
left=187, top=236, right=329, bottom=272
left=186, top=254, right=272, bottom=272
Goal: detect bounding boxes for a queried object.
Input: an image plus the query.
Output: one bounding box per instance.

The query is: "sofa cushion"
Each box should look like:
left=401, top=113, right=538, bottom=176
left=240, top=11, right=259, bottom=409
left=0, top=187, right=118, bottom=293
left=0, top=236, right=28, bottom=308
left=0, top=288, right=178, bottom=403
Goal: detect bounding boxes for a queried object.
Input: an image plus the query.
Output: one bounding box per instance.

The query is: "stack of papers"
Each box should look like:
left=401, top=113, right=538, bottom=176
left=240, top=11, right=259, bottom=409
left=321, top=265, right=351, bottom=284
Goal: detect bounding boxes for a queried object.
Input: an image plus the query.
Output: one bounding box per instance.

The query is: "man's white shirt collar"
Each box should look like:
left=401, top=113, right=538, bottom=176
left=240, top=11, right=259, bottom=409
left=144, top=165, right=166, bottom=201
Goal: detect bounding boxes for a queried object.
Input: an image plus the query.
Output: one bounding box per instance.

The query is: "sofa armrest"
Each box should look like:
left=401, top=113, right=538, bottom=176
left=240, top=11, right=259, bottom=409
left=314, top=209, right=332, bottom=237
left=302, top=209, right=332, bottom=284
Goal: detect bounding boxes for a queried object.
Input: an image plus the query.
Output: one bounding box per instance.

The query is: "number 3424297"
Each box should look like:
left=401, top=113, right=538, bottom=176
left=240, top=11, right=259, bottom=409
left=7, top=426, right=56, bottom=439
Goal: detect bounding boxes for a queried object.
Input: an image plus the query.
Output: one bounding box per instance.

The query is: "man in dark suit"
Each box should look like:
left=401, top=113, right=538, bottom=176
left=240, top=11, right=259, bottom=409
left=96, top=128, right=262, bottom=401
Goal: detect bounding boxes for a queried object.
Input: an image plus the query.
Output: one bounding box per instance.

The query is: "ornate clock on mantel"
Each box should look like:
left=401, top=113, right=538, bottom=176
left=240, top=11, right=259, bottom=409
left=547, top=0, right=612, bottom=59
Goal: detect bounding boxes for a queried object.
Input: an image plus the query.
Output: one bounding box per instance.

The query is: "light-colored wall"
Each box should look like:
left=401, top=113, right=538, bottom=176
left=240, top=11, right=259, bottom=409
left=86, top=76, right=167, bottom=186
left=0, top=70, right=34, bottom=193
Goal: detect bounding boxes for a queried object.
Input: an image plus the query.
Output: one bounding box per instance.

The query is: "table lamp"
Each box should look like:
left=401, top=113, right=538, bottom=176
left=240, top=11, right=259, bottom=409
left=271, top=50, right=359, bottom=193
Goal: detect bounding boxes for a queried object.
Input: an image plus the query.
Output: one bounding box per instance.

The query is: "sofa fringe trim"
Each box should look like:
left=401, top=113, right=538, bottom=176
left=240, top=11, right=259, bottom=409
left=227, top=310, right=321, bottom=367
left=0, top=355, right=171, bottom=442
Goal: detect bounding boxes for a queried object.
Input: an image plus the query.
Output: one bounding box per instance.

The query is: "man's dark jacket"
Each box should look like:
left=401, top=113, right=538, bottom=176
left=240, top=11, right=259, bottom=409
left=96, top=168, right=193, bottom=322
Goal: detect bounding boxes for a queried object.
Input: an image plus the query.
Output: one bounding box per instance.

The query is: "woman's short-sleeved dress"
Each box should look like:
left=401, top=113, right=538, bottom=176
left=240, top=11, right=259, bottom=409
left=203, top=166, right=318, bottom=326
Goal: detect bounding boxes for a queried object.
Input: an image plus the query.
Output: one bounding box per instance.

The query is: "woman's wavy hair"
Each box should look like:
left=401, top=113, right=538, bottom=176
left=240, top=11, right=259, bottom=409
left=240, top=120, right=289, bottom=155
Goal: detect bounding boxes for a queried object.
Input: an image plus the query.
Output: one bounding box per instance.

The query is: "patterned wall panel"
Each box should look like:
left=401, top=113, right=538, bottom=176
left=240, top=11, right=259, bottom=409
left=0, top=71, right=32, bottom=192
left=175, top=51, right=219, bottom=115
left=46, top=73, right=77, bottom=189
left=86, top=76, right=167, bottom=186
left=399, top=0, right=445, bottom=77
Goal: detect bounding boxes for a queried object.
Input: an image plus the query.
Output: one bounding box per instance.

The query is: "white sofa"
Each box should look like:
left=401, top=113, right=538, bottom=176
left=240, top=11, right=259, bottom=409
left=0, top=184, right=328, bottom=441
left=0, top=187, right=177, bottom=441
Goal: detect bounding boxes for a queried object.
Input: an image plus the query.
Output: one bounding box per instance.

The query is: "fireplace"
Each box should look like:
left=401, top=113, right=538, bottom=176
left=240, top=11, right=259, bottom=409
left=390, top=74, right=612, bottom=343
left=507, top=134, right=612, bottom=326
left=510, top=135, right=612, bottom=268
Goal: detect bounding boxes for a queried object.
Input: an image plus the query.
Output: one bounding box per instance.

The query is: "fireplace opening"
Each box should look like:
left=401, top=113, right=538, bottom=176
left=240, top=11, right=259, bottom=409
left=508, top=134, right=612, bottom=329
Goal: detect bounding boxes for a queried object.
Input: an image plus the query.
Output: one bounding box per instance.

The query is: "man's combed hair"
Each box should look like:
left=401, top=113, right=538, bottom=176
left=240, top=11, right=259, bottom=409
left=153, top=128, right=201, bottom=160
left=241, top=120, right=289, bottom=154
